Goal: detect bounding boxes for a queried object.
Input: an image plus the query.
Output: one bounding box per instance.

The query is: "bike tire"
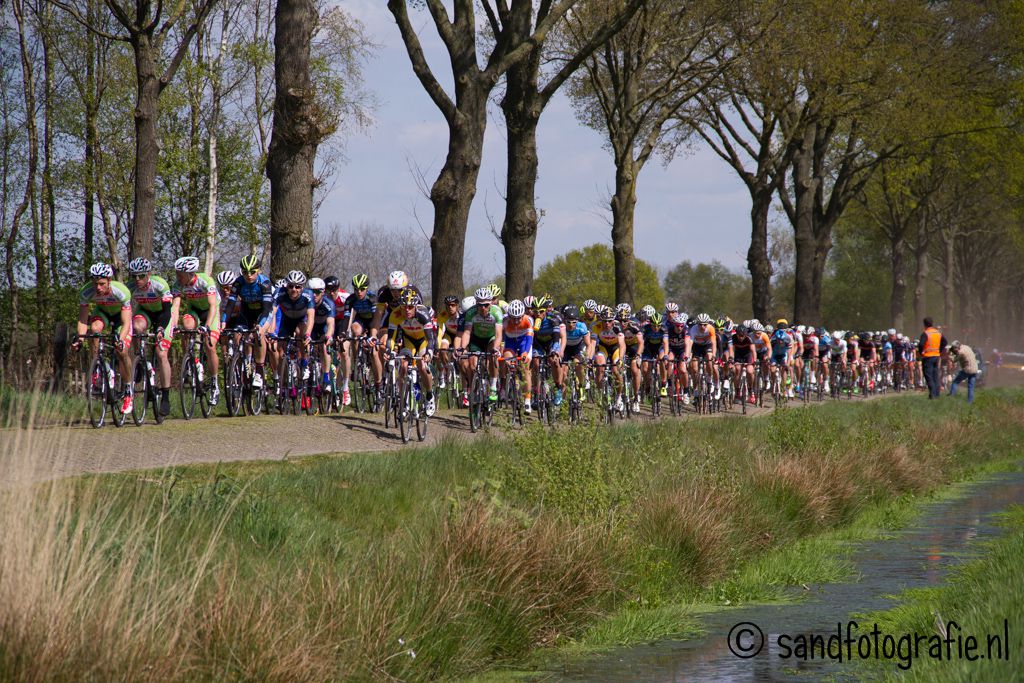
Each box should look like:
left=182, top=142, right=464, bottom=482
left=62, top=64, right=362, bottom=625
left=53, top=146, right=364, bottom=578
left=131, top=355, right=148, bottom=426
left=225, top=352, right=243, bottom=417
left=180, top=357, right=198, bottom=420
left=87, top=356, right=107, bottom=428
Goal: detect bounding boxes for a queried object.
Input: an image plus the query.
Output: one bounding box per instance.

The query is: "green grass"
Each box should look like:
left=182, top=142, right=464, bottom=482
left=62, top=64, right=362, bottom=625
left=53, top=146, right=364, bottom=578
left=853, top=504, right=1024, bottom=681
left=2, top=389, right=1024, bottom=681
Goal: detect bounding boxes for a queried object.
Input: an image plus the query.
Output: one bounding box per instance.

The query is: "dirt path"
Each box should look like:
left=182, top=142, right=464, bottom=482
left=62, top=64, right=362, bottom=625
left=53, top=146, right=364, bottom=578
left=4, top=392, right=883, bottom=482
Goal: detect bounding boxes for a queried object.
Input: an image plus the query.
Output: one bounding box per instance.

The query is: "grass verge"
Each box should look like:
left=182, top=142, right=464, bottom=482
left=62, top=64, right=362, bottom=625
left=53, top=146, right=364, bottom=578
left=1, top=389, right=1023, bottom=681
left=852, top=504, right=1024, bottom=681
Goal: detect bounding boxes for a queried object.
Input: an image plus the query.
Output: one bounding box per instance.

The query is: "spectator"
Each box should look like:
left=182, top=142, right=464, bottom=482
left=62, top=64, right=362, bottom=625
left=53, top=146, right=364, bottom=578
left=948, top=340, right=979, bottom=403
left=918, top=317, right=947, bottom=399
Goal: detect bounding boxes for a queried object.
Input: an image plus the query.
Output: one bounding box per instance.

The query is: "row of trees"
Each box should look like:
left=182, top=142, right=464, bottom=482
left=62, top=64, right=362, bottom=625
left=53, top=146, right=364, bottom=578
left=2, top=0, right=1022, bottom=379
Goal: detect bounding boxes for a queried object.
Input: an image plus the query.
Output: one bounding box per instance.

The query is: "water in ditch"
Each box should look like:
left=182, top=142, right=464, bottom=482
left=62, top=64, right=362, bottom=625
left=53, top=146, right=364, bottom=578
left=543, top=467, right=1024, bottom=682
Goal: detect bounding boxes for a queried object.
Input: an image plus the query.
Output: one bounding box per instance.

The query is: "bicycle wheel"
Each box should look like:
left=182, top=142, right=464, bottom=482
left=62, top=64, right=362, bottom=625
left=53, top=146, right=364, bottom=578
left=399, top=380, right=412, bottom=443
left=247, top=362, right=266, bottom=416
left=199, top=361, right=212, bottom=419
left=87, top=356, right=107, bottom=428
left=131, top=355, right=148, bottom=426
left=603, top=379, right=614, bottom=425
left=225, top=352, right=242, bottom=417
left=508, top=374, right=523, bottom=427
left=179, top=356, right=198, bottom=420
left=469, top=374, right=481, bottom=433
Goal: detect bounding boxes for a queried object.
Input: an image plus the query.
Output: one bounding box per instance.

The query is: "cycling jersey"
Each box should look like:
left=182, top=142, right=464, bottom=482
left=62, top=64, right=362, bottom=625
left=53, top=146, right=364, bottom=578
left=436, top=309, right=462, bottom=340
left=829, top=338, right=847, bottom=357
left=665, top=318, right=689, bottom=348
left=231, top=273, right=273, bottom=323
left=733, top=333, right=754, bottom=361
left=592, top=320, right=623, bottom=347
left=274, top=287, right=315, bottom=320
left=343, top=290, right=378, bottom=330
left=128, top=275, right=172, bottom=313
left=752, top=331, right=771, bottom=356
left=802, top=334, right=818, bottom=359
left=642, top=321, right=665, bottom=347
left=621, top=319, right=642, bottom=347
left=375, top=284, right=424, bottom=316
left=80, top=280, right=133, bottom=317
left=387, top=304, right=437, bottom=350
left=534, top=312, right=565, bottom=344
left=220, top=292, right=244, bottom=325
left=770, top=329, right=793, bottom=354
left=502, top=314, right=534, bottom=356
left=688, top=323, right=716, bottom=345
left=313, top=295, right=337, bottom=326
left=463, top=304, right=503, bottom=339
left=172, top=273, right=220, bottom=312
left=565, top=321, right=590, bottom=347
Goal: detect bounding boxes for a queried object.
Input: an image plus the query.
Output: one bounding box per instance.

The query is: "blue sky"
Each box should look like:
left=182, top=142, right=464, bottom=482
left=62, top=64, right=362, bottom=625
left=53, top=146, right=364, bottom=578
left=322, top=1, right=754, bottom=277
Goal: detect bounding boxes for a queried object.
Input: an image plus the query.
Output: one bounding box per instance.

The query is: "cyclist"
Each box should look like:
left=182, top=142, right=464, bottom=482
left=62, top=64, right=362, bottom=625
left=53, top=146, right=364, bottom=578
left=308, top=277, right=336, bottom=397
left=561, top=304, right=593, bottom=400
left=664, top=303, right=691, bottom=404
left=618, top=304, right=644, bottom=413
left=168, top=256, right=221, bottom=405
left=126, top=257, right=173, bottom=415
left=385, top=287, right=437, bottom=416
left=458, top=287, right=504, bottom=402
left=591, top=305, right=626, bottom=412
left=370, top=271, right=424, bottom=402
left=685, top=313, right=720, bottom=400
left=500, top=299, right=534, bottom=414
left=435, top=295, right=463, bottom=393
left=715, top=317, right=734, bottom=398
left=339, top=273, right=377, bottom=406
left=859, top=331, right=877, bottom=393
left=269, top=270, right=316, bottom=405
left=231, top=254, right=273, bottom=390
left=800, top=325, right=819, bottom=396
left=456, top=295, right=477, bottom=406
left=640, top=310, right=669, bottom=398
left=580, top=299, right=600, bottom=332
left=531, top=295, right=567, bottom=406
left=769, top=319, right=795, bottom=398
left=73, top=263, right=134, bottom=414
left=731, top=324, right=757, bottom=404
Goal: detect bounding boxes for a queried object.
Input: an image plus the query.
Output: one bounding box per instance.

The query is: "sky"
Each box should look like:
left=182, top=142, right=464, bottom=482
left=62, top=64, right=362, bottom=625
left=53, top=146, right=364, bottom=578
left=321, top=1, right=754, bottom=278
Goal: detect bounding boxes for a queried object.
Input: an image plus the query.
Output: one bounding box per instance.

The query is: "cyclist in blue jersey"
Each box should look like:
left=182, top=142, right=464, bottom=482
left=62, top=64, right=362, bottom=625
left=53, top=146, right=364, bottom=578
left=560, top=304, right=593, bottom=400
left=268, top=270, right=316, bottom=394
left=231, top=254, right=274, bottom=388
left=308, top=277, right=336, bottom=394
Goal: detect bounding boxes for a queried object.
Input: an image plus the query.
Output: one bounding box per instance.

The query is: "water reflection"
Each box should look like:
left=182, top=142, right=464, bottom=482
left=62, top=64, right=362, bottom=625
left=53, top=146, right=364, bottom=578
left=547, top=469, right=1024, bottom=682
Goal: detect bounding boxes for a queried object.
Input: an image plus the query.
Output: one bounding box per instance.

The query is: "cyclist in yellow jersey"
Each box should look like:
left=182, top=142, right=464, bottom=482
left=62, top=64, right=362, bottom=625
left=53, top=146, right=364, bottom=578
left=580, top=299, right=600, bottom=332
left=384, top=287, right=438, bottom=415
left=591, top=305, right=626, bottom=410
left=685, top=312, right=720, bottom=399
left=435, top=295, right=462, bottom=391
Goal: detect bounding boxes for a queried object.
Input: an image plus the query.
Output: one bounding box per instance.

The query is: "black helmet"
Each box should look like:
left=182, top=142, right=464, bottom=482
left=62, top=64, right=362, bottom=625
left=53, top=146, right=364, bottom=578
left=324, top=275, right=340, bottom=290
left=561, top=304, right=579, bottom=321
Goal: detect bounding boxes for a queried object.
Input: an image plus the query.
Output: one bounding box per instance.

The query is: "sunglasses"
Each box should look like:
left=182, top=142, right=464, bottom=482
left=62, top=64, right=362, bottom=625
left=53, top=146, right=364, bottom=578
left=356, top=287, right=368, bottom=292
left=133, top=274, right=148, bottom=279
left=242, top=269, right=258, bottom=275
left=312, top=289, right=324, bottom=295
left=404, top=304, right=417, bottom=310
left=287, top=284, right=304, bottom=290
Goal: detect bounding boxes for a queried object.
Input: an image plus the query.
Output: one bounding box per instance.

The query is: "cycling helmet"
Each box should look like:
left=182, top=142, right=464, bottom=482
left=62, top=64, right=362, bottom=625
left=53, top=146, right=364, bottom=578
left=240, top=254, right=260, bottom=272
left=599, top=306, right=615, bottom=321
left=506, top=299, right=526, bottom=317
left=275, top=278, right=287, bottom=290
left=665, top=302, right=679, bottom=314
left=488, top=283, right=501, bottom=298
left=616, top=308, right=631, bottom=321
left=89, top=262, right=114, bottom=279
left=616, top=303, right=632, bottom=317
left=650, top=312, right=663, bottom=326
left=765, top=324, right=774, bottom=333
left=775, top=318, right=788, bottom=328
left=174, top=256, right=200, bottom=273
left=285, top=270, right=307, bottom=285
left=562, top=305, right=579, bottom=321
left=127, top=257, right=151, bottom=274
left=736, top=325, right=749, bottom=335
left=460, top=296, right=476, bottom=313
left=539, top=293, right=554, bottom=309
left=443, top=295, right=459, bottom=306
left=388, top=271, right=409, bottom=289
left=751, top=322, right=764, bottom=332
left=399, top=287, right=421, bottom=306
left=887, top=328, right=896, bottom=336
left=723, top=320, right=735, bottom=333
left=582, top=299, right=598, bottom=313
left=308, top=277, right=326, bottom=291
left=323, top=275, right=339, bottom=290
left=352, top=273, right=369, bottom=289
left=474, top=287, right=491, bottom=304
left=216, top=270, right=236, bottom=286
left=796, top=324, right=806, bottom=334
left=696, top=312, right=712, bottom=325
left=524, top=295, right=539, bottom=309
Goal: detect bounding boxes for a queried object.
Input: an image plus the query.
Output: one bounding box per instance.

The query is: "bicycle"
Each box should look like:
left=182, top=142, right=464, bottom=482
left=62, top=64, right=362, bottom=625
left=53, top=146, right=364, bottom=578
left=382, top=350, right=401, bottom=429
left=533, top=351, right=558, bottom=426
left=176, top=327, right=213, bottom=420
left=348, top=336, right=378, bottom=414
left=129, top=331, right=163, bottom=425
left=434, top=350, right=462, bottom=411
left=501, top=355, right=525, bottom=428
left=78, top=331, right=128, bottom=428
left=396, top=353, right=429, bottom=443
left=267, top=334, right=304, bottom=415
left=222, top=326, right=249, bottom=417
left=562, top=357, right=585, bottom=425
left=640, top=357, right=663, bottom=418
left=465, top=351, right=496, bottom=433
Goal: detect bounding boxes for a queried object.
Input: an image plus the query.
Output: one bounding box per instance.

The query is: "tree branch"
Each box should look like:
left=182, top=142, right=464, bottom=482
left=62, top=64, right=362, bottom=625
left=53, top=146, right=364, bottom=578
left=387, top=0, right=457, bottom=122
left=159, top=0, right=218, bottom=89
left=50, top=0, right=131, bottom=42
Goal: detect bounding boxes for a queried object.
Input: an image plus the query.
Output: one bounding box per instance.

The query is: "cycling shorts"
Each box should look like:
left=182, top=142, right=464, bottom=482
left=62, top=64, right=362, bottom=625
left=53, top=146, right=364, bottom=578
left=503, top=334, right=532, bottom=356
left=596, top=342, right=620, bottom=363
left=467, top=334, right=494, bottom=353
left=692, top=342, right=712, bottom=358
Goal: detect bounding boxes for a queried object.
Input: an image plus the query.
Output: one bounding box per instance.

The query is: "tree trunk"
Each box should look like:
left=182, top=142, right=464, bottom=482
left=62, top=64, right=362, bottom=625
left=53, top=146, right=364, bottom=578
left=83, top=0, right=97, bottom=268
left=942, top=227, right=955, bottom=330
left=912, top=211, right=929, bottom=325
left=267, top=0, right=319, bottom=277
left=428, top=84, right=488, bottom=304
left=500, top=57, right=541, bottom=300
left=748, top=187, right=773, bottom=321
left=204, top=7, right=230, bottom=274
left=611, top=159, right=638, bottom=305
left=889, top=233, right=906, bottom=329
left=41, top=1, right=55, bottom=288
left=129, top=38, right=161, bottom=261
left=791, top=126, right=818, bottom=323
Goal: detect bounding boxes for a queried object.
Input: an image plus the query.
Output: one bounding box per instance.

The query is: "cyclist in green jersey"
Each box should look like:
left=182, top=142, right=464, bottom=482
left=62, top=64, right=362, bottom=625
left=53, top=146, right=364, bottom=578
left=72, top=262, right=135, bottom=413
left=168, top=256, right=222, bottom=405
left=458, top=287, right=504, bottom=401
left=126, top=257, right=173, bottom=415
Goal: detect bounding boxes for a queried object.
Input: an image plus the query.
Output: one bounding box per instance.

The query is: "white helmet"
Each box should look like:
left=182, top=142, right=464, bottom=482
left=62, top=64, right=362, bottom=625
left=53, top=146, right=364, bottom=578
left=89, top=262, right=114, bottom=279
left=388, top=270, right=409, bottom=289
left=127, top=257, right=151, bottom=274
left=174, top=256, right=200, bottom=273
left=796, top=324, right=806, bottom=334
left=216, top=270, right=236, bottom=286
left=308, top=277, right=325, bottom=291
left=582, top=299, right=598, bottom=312
left=752, top=322, right=764, bottom=332
left=833, top=330, right=843, bottom=339
left=474, top=287, right=491, bottom=303
left=506, top=299, right=525, bottom=317
left=641, top=305, right=656, bottom=318
left=460, top=296, right=476, bottom=313
left=285, top=270, right=306, bottom=285
left=665, top=302, right=679, bottom=313
left=887, top=328, right=896, bottom=336
left=696, top=312, right=712, bottom=325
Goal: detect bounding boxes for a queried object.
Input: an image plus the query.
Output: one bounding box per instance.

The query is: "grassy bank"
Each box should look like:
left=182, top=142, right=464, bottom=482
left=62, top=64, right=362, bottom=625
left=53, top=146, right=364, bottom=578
left=1, top=390, right=1023, bottom=680
left=854, top=505, right=1024, bottom=681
